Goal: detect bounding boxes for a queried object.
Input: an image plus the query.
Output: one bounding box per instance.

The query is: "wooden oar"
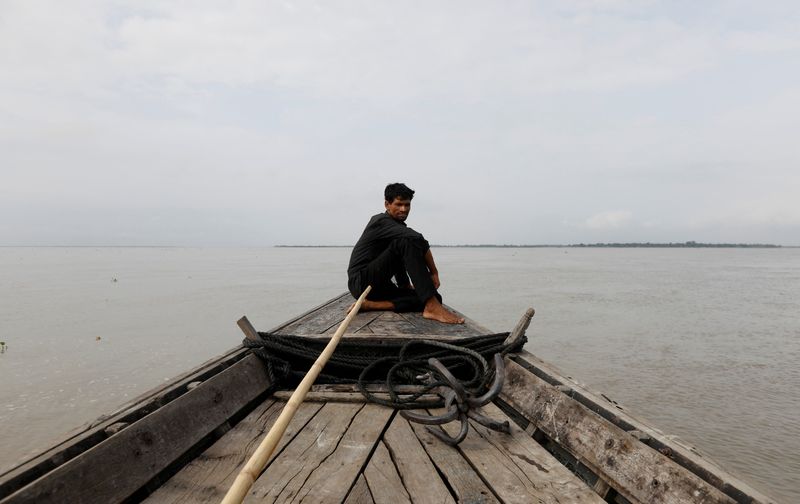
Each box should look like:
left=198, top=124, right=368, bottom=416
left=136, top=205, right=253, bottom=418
left=221, top=286, right=372, bottom=504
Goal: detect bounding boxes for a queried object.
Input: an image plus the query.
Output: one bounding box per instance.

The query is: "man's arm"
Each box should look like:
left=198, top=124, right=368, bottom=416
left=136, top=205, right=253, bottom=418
left=424, top=249, right=440, bottom=289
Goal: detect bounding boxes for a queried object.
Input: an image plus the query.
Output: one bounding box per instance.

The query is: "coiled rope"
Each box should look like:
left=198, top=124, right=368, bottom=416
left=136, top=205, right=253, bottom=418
left=243, top=332, right=526, bottom=410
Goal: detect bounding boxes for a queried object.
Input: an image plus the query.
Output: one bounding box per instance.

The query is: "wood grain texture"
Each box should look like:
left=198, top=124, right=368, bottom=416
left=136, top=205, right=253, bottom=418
left=244, top=402, right=363, bottom=502
left=272, top=391, right=439, bottom=403
left=512, top=352, right=777, bottom=504
left=0, top=346, right=252, bottom=500
left=383, top=416, right=454, bottom=504
left=299, top=333, right=477, bottom=342
left=343, top=475, right=374, bottom=504
left=453, top=403, right=605, bottom=504
left=398, top=311, right=480, bottom=337
left=287, top=404, right=394, bottom=503
left=244, top=403, right=393, bottom=503
left=366, top=311, right=421, bottom=335
left=342, top=312, right=382, bottom=334
left=143, top=401, right=323, bottom=503
left=500, top=358, right=737, bottom=504
left=363, top=442, right=411, bottom=504
left=275, top=295, right=353, bottom=335
left=409, top=419, right=500, bottom=504
left=2, top=355, right=271, bottom=504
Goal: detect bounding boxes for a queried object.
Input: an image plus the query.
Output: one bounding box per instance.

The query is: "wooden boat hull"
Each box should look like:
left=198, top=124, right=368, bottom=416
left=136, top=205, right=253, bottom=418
left=0, top=294, right=778, bottom=503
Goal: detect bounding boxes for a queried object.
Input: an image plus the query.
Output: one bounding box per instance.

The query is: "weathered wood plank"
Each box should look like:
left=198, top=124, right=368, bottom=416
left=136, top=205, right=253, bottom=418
left=363, top=442, right=412, bottom=504
left=0, top=293, right=352, bottom=500
left=343, top=475, right=374, bottom=504
left=268, top=292, right=352, bottom=334
left=288, top=404, right=395, bottom=503
left=340, top=312, right=382, bottom=334
left=237, top=316, right=261, bottom=341
left=143, top=400, right=324, bottom=503
left=2, top=355, right=272, bottom=504
left=298, top=332, right=477, bottom=341
left=367, top=311, right=421, bottom=334
left=354, top=324, right=375, bottom=334
left=383, top=416, right=454, bottom=504
left=453, top=402, right=604, bottom=503
left=512, top=352, right=777, bottom=504
left=504, top=308, right=535, bottom=347
left=275, top=291, right=491, bottom=337
left=274, top=295, right=353, bottom=335
left=244, top=402, right=363, bottom=502
left=459, top=311, right=494, bottom=335
left=409, top=418, right=500, bottom=503
left=0, top=346, right=253, bottom=499
left=309, top=384, right=427, bottom=394
left=399, top=311, right=484, bottom=337
left=404, top=303, right=492, bottom=335
left=244, top=403, right=393, bottom=503
left=500, top=358, right=737, bottom=504
left=272, top=391, right=439, bottom=403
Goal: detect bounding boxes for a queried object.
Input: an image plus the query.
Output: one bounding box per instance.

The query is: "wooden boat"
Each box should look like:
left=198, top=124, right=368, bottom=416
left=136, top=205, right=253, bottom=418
left=0, top=293, right=779, bottom=503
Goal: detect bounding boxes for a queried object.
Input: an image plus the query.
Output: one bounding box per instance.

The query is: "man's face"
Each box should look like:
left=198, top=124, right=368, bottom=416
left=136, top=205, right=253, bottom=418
left=385, top=197, right=411, bottom=222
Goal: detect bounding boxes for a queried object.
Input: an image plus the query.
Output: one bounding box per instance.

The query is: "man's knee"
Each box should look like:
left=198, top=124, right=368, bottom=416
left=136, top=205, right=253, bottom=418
left=389, top=236, right=427, bottom=255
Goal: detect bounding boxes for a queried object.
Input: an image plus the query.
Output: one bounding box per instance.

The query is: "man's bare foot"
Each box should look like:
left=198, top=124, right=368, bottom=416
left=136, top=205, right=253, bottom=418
left=423, top=297, right=464, bottom=324
left=347, top=299, right=395, bottom=313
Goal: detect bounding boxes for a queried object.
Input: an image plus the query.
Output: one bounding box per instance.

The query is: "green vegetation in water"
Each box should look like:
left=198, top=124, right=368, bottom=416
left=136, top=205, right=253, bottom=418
left=0, top=341, right=6, bottom=354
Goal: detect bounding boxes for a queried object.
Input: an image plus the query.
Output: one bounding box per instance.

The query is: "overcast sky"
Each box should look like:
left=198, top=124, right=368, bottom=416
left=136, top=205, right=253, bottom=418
left=2, top=1, right=799, bottom=246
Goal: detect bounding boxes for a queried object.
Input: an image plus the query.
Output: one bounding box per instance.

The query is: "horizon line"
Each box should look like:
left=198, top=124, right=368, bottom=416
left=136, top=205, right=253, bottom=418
left=1, top=242, right=794, bottom=248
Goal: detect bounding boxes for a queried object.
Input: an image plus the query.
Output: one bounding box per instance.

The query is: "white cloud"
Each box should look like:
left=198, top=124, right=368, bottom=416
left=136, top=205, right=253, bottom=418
left=2, top=1, right=800, bottom=245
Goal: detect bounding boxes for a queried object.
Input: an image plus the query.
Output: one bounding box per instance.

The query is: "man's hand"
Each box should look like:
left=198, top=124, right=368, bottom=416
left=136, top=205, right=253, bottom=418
left=425, top=249, right=441, bottom=290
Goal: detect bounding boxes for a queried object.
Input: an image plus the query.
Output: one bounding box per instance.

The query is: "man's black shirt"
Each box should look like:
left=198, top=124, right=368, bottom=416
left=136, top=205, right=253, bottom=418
left=347, top=212, right=429, bottom=283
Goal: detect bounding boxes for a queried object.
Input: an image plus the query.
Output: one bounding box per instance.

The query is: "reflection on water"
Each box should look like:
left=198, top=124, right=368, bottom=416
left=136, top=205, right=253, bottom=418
left=1, top=247, right=798, bottom=501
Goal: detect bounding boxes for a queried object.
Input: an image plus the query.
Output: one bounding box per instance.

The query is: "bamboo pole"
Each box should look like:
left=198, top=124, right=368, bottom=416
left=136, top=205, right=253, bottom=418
left=221, top=286, right=372, bottom=504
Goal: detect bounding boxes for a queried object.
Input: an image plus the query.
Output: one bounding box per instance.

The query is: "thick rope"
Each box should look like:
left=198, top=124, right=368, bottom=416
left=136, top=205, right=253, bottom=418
left=244, top=331, right=526, bottom=410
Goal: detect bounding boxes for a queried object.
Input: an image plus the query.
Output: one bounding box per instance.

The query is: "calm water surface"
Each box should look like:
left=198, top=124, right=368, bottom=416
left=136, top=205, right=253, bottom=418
left=1, top=247, right=798, bottom=501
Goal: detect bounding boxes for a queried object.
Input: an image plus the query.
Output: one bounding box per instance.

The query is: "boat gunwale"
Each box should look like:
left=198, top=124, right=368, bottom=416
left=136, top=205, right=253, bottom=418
left=0, top=292, right=351, bottom=499
left=501, top=352, right=779, bottom=504
left=0, top=292, right=781, bottom=504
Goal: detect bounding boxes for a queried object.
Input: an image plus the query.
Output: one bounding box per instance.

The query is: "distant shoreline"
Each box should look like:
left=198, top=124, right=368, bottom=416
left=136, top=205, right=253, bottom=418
left=277, top=242, right=784, bottom=248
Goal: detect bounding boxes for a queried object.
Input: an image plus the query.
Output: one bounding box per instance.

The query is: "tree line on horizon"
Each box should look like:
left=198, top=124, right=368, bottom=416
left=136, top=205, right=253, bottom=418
left=276, top=241, right=782, bottom=248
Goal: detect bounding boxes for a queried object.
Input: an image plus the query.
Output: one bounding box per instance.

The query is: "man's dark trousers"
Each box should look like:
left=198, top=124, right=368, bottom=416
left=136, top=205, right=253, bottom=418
left=350, top=237, right=440, bottom=312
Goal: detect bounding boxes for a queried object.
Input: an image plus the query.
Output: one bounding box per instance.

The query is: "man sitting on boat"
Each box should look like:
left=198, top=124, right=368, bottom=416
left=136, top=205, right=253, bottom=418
left=347, top=182, right=464, bottom=324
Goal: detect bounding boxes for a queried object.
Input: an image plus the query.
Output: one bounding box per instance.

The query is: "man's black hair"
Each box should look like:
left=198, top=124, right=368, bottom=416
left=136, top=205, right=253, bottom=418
left=385, top=182, right=415, bottom=202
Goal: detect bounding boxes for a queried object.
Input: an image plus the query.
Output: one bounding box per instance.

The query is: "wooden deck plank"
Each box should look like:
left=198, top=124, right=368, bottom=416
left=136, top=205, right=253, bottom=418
left=409, top=419, right=500, bottom=503
left=511, top=353, right=777, bottom=504
left=363, top=442, right=411, bottom=504
left=500, top=358, right=737, bottom=504
left=288, top=404, right=395, bottom=503
left=0, top=347, right=254, bottom=500
left=272, top=391, right=439, bottom=403
left=453, top=402, right=605, bottom=504
left=274, top=295, right=353, bottom=335
left=339, top=312, right=382, bottom=334
left=244, top=403, right=393, bottom=503
left=244, top=402, right=364, bottom=502
left=274, top=291, right=491, bottom=338
left=343, top=475, right=374, bottom=504
left=383, top=416, right=455, bottom=504
left=399, top=311, right=484, bottom=337
left=295, top=333, right=487, bottom=342
left=143, top=400, right=324, bottom=503
left=2, top=354, right=271, bottom=504
left=366, top=311, right=421, bottom=335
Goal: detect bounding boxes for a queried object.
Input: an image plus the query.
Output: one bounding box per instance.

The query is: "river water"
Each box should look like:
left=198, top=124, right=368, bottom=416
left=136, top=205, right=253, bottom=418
left=1, top=247, right=798, bottom=501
